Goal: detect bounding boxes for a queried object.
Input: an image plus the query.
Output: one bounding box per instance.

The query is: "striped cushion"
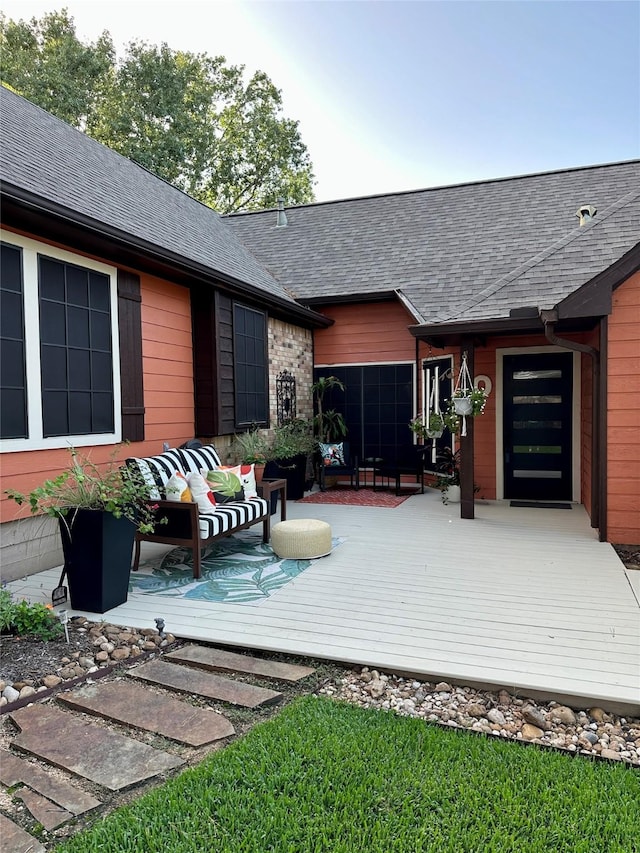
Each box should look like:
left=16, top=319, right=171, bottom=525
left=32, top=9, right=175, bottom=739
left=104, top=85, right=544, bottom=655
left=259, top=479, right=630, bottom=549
left=127, top=445, right=222, bottom=499
left=198, top=497, right=268, bottom=538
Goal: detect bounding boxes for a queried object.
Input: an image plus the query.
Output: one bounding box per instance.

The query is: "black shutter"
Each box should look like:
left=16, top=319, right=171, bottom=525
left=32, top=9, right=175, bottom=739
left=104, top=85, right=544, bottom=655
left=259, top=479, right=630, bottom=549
left=117, top=270, right=145, bottom=442
left=192, top=288, right=235, bottom=436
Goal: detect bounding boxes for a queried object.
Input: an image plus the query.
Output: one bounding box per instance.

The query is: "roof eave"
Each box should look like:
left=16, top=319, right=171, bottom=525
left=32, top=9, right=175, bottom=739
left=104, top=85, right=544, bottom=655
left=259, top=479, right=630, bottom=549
left=1, top=183, right=331, bottom=329
left=409, top=316, right=545, bottom=347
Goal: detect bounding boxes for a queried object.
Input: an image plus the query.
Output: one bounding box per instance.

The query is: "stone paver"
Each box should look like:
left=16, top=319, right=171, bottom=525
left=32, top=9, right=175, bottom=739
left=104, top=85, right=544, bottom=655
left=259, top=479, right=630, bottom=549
left=0, top=750, right=101, bottom=814
left=129, top=659, right=282, bottom=707
left=0, top=813, right=46, bottom=853
left=10, top=705, right=184, bottom=791
left=59, top=681, right=235, bottom=746
left=14, top=788, right=73, bottom=831
left=166, top=644, right=316, bottom=682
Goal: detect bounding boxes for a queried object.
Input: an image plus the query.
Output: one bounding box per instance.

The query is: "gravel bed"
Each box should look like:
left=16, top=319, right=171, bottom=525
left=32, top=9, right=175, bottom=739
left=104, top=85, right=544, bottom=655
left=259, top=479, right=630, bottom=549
left=319, top=667, right=640, bottom=765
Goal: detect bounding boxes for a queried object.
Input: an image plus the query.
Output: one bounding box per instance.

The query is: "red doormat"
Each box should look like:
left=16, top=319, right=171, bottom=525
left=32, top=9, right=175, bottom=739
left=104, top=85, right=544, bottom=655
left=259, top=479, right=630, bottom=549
left=297, top=487, right=414, bottom=508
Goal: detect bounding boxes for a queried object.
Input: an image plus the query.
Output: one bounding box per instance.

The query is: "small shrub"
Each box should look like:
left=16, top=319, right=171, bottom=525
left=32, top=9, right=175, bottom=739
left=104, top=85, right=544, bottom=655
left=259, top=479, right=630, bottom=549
left=0, top=588, right=63, bottom=640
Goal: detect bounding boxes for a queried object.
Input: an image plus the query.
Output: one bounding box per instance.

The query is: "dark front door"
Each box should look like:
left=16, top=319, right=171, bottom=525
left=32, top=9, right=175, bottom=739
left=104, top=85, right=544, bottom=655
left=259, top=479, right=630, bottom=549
left=503, top=352, right=573, bottom=501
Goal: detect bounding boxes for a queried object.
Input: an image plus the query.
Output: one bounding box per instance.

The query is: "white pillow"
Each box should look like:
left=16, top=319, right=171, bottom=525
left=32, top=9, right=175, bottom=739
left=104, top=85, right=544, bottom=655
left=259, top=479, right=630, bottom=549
left=187, top=472, right=217, bottom=513
left=165, top=471, right=192, bottom=502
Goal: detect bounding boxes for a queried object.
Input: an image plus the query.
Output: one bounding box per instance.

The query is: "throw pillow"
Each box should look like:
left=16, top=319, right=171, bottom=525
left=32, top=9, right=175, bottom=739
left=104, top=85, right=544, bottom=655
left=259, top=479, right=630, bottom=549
left=187, top=472, right=217, bottom=513
left=217, top=464, right=258, bottom=500
left=205, top=468, right=245, bottom=504
left=165, top=471, right=192, bottom=502
left=319, top=442, right=345, bottom=467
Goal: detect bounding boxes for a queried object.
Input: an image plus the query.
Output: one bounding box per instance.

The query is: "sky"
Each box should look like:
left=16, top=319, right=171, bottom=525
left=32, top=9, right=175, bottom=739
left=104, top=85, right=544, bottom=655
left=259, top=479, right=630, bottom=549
left=2, top=0, right=639, bottom=203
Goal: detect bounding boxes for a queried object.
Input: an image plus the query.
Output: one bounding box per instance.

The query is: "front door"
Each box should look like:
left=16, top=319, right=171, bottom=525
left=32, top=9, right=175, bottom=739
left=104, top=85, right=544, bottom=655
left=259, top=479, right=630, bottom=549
left=503, top=352, right=573, bottom=501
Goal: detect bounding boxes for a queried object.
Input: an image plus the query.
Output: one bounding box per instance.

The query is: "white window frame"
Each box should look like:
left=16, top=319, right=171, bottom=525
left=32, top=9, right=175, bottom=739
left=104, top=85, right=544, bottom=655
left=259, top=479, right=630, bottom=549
left=0, top=230, right=121, bottom=452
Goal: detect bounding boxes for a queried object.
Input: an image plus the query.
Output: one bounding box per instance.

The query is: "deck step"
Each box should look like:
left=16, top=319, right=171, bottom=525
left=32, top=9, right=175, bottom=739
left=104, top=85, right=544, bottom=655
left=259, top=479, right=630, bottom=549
left=0, top=749, right=101, bottom=814
left=59, top=681, right=235, bottom=746
left=166, top=644, right=315, bottom=682
left=9, top=704, right=183, bottom=791
left=129, top=659, right=282, bottom=708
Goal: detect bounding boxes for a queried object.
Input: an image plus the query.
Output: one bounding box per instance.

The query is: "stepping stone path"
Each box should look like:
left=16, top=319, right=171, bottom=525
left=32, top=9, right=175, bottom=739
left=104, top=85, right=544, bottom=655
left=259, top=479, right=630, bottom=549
left=129, top=659, right=283, bottom=707
left=1, top=644, right=315, bottom=850
left=10, top=704, right=185, bottom=790
left=59, top=680, right=236, bottom=746
left=166, top=644, right=316, bottom=681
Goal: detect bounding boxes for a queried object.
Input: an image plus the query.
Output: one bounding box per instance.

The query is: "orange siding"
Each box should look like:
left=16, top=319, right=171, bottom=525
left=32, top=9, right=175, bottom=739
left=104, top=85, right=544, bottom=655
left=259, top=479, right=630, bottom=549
left=1, top=245, right=195, bottom=524
left=607, top=271, right=640, bottom=544
left=322, top=324, right=595, bottom=502
left=314, top=302, right=417, bottom=364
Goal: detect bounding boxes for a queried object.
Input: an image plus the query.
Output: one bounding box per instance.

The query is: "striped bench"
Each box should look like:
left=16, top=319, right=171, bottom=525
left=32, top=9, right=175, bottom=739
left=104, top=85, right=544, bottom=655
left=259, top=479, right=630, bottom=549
left=127, top=446, right=281, bottom=579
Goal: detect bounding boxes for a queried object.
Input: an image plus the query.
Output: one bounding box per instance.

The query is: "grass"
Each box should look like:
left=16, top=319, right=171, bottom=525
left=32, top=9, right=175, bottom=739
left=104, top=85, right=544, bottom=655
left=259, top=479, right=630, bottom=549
left=56, top=696, right=639, bottom=853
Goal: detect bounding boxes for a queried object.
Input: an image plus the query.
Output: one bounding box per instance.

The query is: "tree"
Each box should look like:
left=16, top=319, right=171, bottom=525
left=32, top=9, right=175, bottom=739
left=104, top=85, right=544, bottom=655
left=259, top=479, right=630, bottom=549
left=0, top=10, right=114, bottom=128
left=0, top=10, right=315, bottom=212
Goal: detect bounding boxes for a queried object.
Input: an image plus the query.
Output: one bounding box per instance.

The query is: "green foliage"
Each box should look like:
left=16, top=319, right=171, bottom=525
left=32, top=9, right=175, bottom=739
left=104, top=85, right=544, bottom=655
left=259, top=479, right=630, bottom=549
left=269, top=418, right=316, bottom=461
left=312, top=376, right=347, bottom=441
left=0, top=588, right=63, bottom=640
left=230, top=428, right=269, bottom=464
left=0, top=10, right=314, bottom=212
left=54, top=696, right=640, bottom=853
left=0, top=10, right=114, bottom=126
left=4, top=446, right=164, bottom=535
left=409, top=412, right=444, bottom=439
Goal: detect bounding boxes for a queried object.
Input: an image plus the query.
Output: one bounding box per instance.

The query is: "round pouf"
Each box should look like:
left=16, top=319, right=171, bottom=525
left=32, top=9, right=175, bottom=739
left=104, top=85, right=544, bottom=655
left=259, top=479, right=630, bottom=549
left=271, top=518, right=332, bottom=559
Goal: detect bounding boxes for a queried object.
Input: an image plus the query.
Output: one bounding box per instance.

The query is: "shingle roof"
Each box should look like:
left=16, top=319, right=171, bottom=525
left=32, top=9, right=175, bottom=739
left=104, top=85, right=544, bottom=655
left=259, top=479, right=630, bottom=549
left=0, top=86, right=298, bottom=306
left=226, top=160, right=640, bottom=324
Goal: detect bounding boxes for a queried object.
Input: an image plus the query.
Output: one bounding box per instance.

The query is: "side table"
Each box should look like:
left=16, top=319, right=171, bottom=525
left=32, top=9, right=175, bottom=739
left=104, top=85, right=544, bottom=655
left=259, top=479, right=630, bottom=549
left=362, top=458, right=384, bottom=490
left=259, top=478, right=287, bottom=521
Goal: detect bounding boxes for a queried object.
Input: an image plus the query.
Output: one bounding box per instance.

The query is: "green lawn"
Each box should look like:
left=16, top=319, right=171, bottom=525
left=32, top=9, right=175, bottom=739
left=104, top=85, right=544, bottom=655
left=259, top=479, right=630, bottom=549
left=56, top=696, right=639, bottom=852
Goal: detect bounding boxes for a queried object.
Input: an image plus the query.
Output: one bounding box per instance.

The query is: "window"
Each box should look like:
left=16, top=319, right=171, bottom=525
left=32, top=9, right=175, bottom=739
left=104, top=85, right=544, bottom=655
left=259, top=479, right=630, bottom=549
left=0, top=243, right=27, bottom=439
left=0, top=232, right=121, bottom=451
left=233, top=304, right=267, bottom=427
left=39, top=256, right=114, bottom=437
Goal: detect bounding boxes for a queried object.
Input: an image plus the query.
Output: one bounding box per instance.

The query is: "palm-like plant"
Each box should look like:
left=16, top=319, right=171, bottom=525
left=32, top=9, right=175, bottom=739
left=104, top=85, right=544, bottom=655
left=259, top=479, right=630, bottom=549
left=312, top=375, right=346, bottom=441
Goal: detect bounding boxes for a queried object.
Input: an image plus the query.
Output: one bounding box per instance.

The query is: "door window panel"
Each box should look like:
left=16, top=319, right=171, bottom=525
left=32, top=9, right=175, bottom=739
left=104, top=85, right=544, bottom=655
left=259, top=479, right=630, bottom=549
left=513, top=369, right=562, bottom=379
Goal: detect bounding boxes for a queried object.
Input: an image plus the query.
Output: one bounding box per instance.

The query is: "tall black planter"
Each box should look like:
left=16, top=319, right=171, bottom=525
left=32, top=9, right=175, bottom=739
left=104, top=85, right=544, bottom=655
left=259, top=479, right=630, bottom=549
left=59, top=510, right=136, bottom=613
left=264, top=454, right=307, bottom=501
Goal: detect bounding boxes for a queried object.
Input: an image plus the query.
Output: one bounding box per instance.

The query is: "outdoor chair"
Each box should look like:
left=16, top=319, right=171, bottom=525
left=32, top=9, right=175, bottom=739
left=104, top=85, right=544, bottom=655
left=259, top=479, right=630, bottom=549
left=374, top=446, right=426, bottom=496
left=317, top=440, right=360, bottom=491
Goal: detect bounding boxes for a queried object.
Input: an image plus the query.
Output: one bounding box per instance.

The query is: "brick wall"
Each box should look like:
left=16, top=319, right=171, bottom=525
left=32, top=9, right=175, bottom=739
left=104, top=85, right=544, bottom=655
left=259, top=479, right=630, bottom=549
left=268, top=318, right=314, bottom=422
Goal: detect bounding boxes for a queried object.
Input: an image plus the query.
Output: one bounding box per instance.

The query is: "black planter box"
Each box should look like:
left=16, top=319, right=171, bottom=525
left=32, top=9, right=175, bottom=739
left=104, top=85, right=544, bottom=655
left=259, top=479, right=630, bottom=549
left=264, top=454, right=307, bottom=501
left=59, top=510, right=136, bottom=613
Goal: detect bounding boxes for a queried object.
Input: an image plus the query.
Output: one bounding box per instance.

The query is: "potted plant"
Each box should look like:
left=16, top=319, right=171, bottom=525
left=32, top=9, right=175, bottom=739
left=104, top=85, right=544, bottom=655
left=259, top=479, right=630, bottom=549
left=433, top=447, right=461, bottom=504
left=451, top=386, right=488, bottom=417
left=5, top=447, right=162, bottom=613
left=230, top=427, right=269, bottom=483
left=264, top=418, right=316, bottom=500
left=312, top=376, right=348, bottom=442
left=433, top=447, right=480, bottom=504
left=409, top=413, right=445, bottom=440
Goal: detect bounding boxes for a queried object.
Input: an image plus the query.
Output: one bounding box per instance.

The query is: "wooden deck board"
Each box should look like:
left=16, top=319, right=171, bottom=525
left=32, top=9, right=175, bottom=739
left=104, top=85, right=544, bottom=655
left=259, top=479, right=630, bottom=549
left=7, top=493, right=639, bottom=713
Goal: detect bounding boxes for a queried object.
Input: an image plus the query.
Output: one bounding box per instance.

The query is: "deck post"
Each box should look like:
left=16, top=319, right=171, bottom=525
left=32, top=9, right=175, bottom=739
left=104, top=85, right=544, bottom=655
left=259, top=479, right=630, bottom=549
left=460, top=340, right=475, bottom=520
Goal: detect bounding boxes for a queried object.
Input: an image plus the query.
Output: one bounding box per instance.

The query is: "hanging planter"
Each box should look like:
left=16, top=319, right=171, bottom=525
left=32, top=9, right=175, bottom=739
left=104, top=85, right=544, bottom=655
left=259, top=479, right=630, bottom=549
left=447, top=354, right=489, bottom=436
left=426, top=412, right=444, bottom=439
left=453, top=396, right=473, bottom=416
left=412, top=364, right=447, bottom=464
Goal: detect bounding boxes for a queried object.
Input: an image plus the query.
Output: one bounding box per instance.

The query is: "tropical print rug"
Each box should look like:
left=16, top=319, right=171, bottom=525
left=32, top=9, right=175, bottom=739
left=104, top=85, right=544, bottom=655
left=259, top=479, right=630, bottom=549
left=129, top=533, right=344, bottom=605
left=298, top=487, right=414, bottom=508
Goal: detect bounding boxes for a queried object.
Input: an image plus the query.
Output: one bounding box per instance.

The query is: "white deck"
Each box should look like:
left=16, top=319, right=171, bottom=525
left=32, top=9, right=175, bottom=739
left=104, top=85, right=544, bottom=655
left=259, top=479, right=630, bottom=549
left=8, top=491, right=640, bottom=714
